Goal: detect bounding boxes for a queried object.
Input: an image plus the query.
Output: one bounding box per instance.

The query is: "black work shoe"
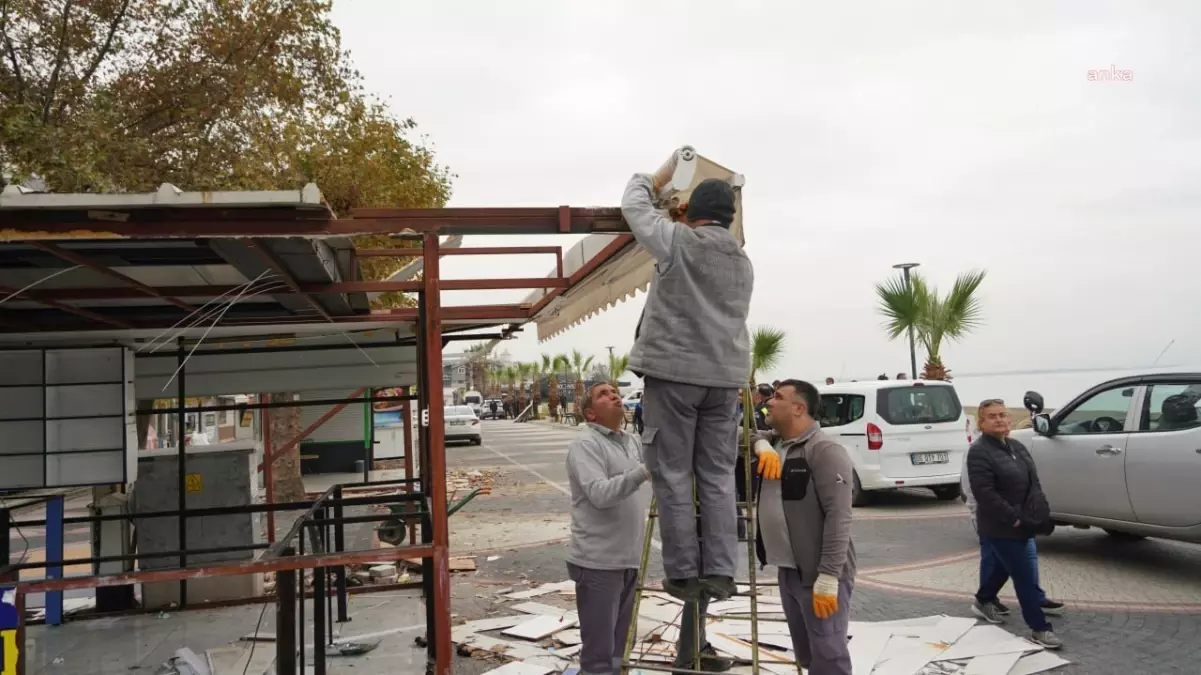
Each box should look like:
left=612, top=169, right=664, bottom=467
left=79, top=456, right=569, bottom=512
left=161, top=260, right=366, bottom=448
left=1041, top=599, right=1066, bottom=615
left=992, top=599, right=1011, bottom=615
left=662, top=578, right=706, bottom=603
left=698, top=575, right=737, bottom=601
left=673, top=645, right=733, bottom=673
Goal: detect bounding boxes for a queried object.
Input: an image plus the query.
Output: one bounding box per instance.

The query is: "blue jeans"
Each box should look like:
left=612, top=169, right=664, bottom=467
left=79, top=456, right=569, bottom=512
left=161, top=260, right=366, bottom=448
left=977, top=536, right=1051, bottom=631
left=978, top=535, right=1047, bottom=605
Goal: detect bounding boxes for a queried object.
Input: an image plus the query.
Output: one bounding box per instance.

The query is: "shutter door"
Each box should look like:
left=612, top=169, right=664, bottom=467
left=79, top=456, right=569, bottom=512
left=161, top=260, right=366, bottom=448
left=298, top=390, right=366, bottom=444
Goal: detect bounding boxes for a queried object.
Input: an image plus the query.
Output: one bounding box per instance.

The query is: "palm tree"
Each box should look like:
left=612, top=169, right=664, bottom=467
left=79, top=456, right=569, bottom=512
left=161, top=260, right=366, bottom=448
left=502, top=365, right=518, bottom=413
left=570, top=349, right=595, bottom=413
left=875, top=269, right=986, bottom=381
left=545, top=354, right=568, bottom=420
left=607, top=351, right=630, bottom=387
left=517, top=362, right=534, bottom=413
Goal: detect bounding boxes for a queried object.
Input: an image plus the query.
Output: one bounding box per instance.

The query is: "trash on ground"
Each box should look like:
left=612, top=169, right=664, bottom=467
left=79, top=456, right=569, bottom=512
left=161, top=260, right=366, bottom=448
left=332, top=640, right=381, bottom=656
left=448, top=577, right=1072, bottom=675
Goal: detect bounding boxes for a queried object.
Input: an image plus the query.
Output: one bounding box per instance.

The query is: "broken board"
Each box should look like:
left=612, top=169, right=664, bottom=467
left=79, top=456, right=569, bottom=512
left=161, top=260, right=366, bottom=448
left=502, top=614, right=579, bottom=641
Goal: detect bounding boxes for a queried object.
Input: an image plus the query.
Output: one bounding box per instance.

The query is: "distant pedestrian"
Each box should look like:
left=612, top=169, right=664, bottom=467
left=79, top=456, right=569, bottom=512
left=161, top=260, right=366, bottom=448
left=966, top=399, right=1063, bottom=649
left=565, top=383, right=653, bottom=675
left=896, top=373, right=907, bottom=380
left=877, top=373, right=888, bottom=380
left=825, top=377, right=835, bottom=385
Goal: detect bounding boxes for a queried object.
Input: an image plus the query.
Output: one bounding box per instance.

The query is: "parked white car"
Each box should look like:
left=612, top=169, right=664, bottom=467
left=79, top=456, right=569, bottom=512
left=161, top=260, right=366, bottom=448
left=1014, top=373, right=1201, bottom=543
left=444, top=405, right=482, bottom=445
left=818, top=380, right=968, bottom=506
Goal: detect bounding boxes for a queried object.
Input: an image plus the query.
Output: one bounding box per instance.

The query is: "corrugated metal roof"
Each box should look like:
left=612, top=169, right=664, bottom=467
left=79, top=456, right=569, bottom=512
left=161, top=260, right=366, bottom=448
left=0, top=182, right=328, bottom=212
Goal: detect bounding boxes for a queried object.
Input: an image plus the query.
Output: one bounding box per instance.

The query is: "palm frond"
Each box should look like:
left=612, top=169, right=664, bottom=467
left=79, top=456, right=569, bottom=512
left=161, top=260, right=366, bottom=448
left=874, top=273, right=930, bottom=340
left=750, top=326, right=787, bottom=379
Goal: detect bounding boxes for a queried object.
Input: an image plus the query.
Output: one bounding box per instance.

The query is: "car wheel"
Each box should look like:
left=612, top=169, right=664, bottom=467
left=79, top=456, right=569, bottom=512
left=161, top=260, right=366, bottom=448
left=851, top=472, right=870, bottom=507
left=1104, top=529, right=1147, bottom=541
left=932, top=485, right=962, bottom=501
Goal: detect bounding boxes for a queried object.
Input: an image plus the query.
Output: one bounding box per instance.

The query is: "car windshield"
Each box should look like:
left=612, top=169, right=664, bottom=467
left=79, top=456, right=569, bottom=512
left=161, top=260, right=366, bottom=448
left=464, top=395, right=482, bottom=404
left=876, top=385, right=962, bottom=425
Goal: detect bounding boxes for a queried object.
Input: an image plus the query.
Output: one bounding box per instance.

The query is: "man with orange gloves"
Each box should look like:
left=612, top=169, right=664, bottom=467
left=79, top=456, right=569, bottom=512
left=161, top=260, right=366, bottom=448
left=750, top=379, right=855, bottom=675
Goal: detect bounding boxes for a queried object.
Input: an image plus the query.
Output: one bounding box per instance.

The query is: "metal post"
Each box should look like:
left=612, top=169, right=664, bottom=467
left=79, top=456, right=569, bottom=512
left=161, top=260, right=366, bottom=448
left=402, top=399, right=416, bottom=545
left=364, top=394, right=373, bottom=485
left=892, top=262, right=921, bottom=380
left=45, top=496, right=63, bottom=626
left=262, top=393, right=275, bottom=543
left=276, top=548, right=297, bottom=675
left=415, top=294, right=435, bottom=663
left=332, top=487, right=349, bottom=623
left=176, top=339, right=188, bottom=606
left=422, top=232, right=453, bottom=675
left=313, top=527, right=327, bottom=675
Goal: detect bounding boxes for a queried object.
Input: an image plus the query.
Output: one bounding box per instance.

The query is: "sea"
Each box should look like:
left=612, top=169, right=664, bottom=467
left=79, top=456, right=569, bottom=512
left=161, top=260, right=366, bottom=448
left=849, top=365, right=1201, bottom=410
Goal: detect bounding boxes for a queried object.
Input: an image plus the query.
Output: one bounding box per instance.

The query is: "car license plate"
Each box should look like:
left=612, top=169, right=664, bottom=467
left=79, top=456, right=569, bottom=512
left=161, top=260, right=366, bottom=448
left=450, top=420, right=466, bottom=426
left=911, top=452, right=949, bottom=465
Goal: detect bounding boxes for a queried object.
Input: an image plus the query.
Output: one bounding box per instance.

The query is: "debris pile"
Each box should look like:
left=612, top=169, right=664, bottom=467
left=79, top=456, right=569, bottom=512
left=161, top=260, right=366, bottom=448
left=448, top=468, right=502, bottom=498
left=447, top=580, right=1071, bottom=675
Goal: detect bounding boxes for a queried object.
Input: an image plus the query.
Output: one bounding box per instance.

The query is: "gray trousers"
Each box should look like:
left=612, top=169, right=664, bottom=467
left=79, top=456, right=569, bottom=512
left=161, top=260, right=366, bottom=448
left=642, top=376, right=740, bottom=579
left=778, top=567, right=853, bottom=675
left=567, top=562, right=638, bottom=675
left=673, top=597, right=710, bottom=667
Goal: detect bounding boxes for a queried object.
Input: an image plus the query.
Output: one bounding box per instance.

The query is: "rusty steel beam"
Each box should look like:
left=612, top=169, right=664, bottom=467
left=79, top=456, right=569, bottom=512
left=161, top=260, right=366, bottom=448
left=27, top=241, right=196, bottom=311
left=16, top=543, right=436, bottom=594
left=246, top=239, right=334, bottom=321
left=0, top=283, right=134, bottom=329
left=29, top=277, right=567, bottom=302
left=0, top=207, right=628, bottom=239
left=357, top=245, right=561, bottom=257
left=421, top=232, right=453, bottom=675
left=257, top=389, right=366, bottom=472
left=528, top=234, right=636, bottom=315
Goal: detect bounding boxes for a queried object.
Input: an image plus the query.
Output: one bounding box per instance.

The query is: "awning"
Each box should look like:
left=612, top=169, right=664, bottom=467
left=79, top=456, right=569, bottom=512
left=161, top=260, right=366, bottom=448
left=527, top=151, right=745, bottom=341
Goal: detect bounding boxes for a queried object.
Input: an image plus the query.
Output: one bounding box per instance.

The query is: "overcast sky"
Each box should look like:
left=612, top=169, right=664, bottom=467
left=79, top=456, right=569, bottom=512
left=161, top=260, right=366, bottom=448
left=331, top=1, right=1201, bottom=383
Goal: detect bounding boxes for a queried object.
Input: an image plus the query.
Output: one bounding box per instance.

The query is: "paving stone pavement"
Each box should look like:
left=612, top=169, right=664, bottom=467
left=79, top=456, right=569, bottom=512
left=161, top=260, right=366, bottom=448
left=448, top=421, right=1201, bottom=674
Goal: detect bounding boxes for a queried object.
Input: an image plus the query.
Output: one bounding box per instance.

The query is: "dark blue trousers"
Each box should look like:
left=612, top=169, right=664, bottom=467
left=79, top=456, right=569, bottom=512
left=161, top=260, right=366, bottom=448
left=977, top=536, right=1051, bottom=631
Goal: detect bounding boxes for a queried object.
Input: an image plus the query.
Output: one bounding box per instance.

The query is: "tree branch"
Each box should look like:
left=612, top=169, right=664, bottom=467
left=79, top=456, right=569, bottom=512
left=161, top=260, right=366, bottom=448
left=78, top=0, right=131, bottom=92
left=42, top=0, right=77, bottom=123
left=0, top=0, right=25, bottom=103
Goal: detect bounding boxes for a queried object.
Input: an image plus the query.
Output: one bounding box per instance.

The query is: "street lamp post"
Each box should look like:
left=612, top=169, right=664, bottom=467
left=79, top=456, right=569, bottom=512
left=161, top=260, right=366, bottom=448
left=892, top=262, right=921, bottom=380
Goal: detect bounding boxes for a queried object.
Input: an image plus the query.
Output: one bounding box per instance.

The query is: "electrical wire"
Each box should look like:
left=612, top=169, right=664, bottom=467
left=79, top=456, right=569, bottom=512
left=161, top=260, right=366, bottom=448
left=242, top=600, right=271, bottom=675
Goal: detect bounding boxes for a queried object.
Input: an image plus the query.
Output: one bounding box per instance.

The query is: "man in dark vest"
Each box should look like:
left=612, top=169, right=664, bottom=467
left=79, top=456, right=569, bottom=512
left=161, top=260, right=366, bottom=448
left=621, top=171, right=754, bottom=603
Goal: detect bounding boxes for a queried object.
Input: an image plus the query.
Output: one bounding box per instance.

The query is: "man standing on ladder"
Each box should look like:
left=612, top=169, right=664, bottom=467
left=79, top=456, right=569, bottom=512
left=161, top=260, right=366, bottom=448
left=752, top=379, right=856, bottom=675
left=621, top=167, right=754, bottom=603
left=565, top=382, right=654, bottom=675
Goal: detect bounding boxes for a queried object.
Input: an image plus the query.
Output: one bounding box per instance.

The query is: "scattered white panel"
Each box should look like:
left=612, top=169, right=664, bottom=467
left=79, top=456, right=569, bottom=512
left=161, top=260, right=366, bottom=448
left=505, top=581, right=576, bottom=600
left=1006, top=651, right=1072, bottom=675
left=480, top=661, right=555, bottom=675
left=934, top=625, right=1040, bottom=662
left=847, top=624, right=892, bottom=674
left=708, top=633, right=795, bottom=666
left=965, top=652, right=1023, bottom=675
left=553, top=628, right=581, bottom=645
left=502, top=614, right=579, bottom=641
left=459, top=634, right=548, bottom=661
left=637, top=601, right=686, bottom=624
left=872, top=637, right=942, bottom=675
left=511, top=602, right=571, bottom=618
left=554, top=644, right=582, bottom=658
left=927, top=617, right=979, bottom=646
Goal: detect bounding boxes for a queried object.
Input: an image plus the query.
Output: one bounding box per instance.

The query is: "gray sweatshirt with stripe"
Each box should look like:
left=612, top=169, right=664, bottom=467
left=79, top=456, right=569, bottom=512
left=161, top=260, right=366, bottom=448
left=565, top=423, right=653, bottom=570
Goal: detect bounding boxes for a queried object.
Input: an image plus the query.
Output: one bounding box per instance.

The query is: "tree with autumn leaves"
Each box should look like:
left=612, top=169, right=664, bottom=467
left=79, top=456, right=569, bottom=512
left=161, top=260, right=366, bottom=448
left=0, top=1, right=452, bottom=503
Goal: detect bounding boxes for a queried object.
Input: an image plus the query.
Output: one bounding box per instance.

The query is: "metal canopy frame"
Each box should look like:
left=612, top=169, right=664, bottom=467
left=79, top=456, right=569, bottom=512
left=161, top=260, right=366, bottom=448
left=0, top=195, right=638, bottom=675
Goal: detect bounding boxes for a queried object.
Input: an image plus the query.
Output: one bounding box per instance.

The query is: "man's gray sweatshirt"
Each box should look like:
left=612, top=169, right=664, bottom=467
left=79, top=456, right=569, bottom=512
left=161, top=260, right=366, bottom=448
left=621, top=174, right=754, bottom=389
left=566, top=423, right=653, bottom=570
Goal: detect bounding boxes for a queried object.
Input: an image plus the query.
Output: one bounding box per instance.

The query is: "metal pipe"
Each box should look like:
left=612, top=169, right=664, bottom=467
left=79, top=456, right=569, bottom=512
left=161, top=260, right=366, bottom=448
left=422, top=232, right=453, bottom=675
left=263, top=393, right=275, bottom=543
left=402, top=399, right=416, bottom=545
left=176, top=338, right=188, bottom=607
left=276, top=557, right=298, bottom=675
left=332, top=486, right=349, bottom=623
left=313, top=524, right=327, bottom=675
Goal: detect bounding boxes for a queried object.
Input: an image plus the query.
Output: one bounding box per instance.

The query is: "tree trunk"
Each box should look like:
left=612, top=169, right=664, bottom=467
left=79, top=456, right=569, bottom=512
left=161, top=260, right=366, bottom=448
left=921, top=356, right=952, bottom=381
left=268, top=392, right=307, bottom=504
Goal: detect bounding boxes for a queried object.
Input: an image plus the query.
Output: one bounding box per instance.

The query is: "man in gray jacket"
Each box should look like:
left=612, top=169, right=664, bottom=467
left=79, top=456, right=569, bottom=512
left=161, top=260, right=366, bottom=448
left=566, top=382, right=654, bottom=675
left=752, top=379, right=856, bottom=675
left=621, top=171, right=754, bottom=602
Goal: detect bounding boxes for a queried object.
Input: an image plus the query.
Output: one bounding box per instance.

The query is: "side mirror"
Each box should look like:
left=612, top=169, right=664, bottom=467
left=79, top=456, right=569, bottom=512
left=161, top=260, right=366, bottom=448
left=1023, top=391, right=1045, bottom=415
left=1032, top=413, right=1053, bottom=436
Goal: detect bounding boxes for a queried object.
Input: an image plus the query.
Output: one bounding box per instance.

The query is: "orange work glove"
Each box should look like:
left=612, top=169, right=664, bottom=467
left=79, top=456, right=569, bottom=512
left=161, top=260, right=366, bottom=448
left=754, top=439, right=782, bottom=481
left=812, top=574, right=840, bottom=619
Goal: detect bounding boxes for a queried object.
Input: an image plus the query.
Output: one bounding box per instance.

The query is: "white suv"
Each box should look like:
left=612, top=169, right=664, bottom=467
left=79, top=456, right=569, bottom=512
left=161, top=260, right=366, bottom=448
left=818, top=380, right=968, bottom=506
